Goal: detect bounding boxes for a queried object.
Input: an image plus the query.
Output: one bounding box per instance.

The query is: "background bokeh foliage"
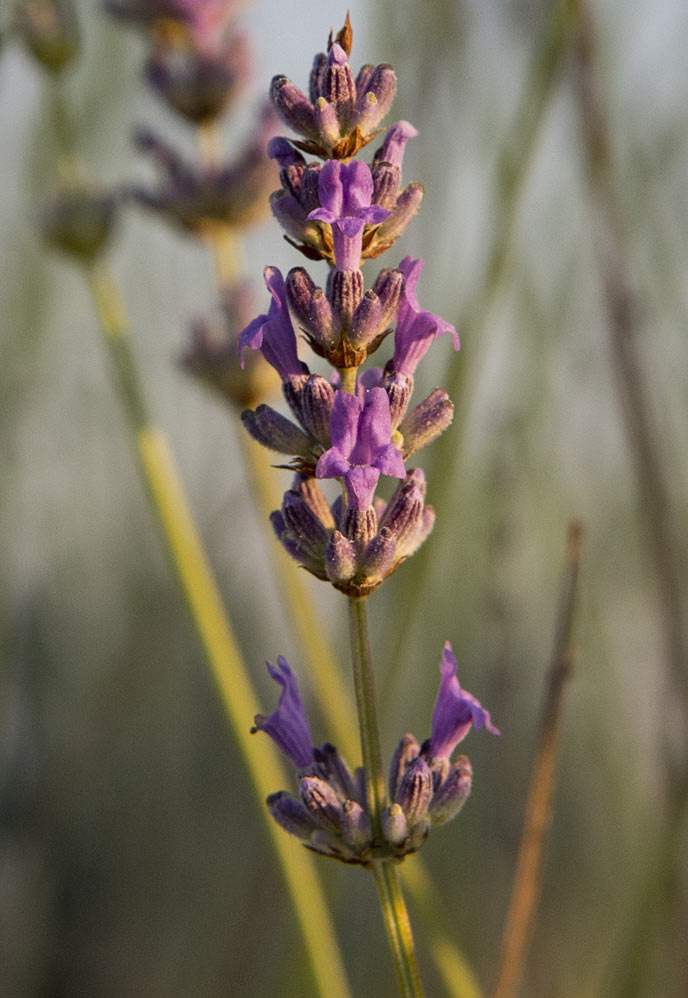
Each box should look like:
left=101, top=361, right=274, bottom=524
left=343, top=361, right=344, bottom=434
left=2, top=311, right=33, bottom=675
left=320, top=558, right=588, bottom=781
left=1, top=1, right=687, bottom=995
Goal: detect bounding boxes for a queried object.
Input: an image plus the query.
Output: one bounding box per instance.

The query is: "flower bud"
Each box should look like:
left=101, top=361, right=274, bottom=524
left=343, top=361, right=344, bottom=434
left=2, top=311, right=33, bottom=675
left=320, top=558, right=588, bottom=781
left=372, top=267, right=404, bottom=330
left=299, top=776, right=345, bottom=835
left=300, top=375, right=334, bottom=446
left=323, top=44, right=356, bottom=129
left=359, top=528, right=397, bottom=585
left=428, top=756, right=472, bottom=826
left=240, top=405, right=314, bottom=459
left=371, top=183, right=424, bottom=251
left=267, top=791, right=317, bottom=840
left=388, top=734, right=420, bottom=800
left=395, top=757, right=433, bottom=826
left=383, top=371, right=413, bottom=429
left=314, top=97, right=340, bottom=148
left=371, top=162, right=401, bottom=211
left=309, top=51, right=327, bottom=103
left=382, top=803, right=409, bottom=846
left=325, top=530, right=357, bottom=584
left=344, top=506, right=378, bottom=553
left=313, top=743, right=358, bottom=801
left=326, top=268, right=364, bottom=329
left=349, top=290, right=382, bottom=349
left=270, top=75, right=317, bottom=138
left=352, top=63, right=397, bottom=134
left=399, top=389, right=454, bottom=458
left=340, top=800, right=372, bottom=851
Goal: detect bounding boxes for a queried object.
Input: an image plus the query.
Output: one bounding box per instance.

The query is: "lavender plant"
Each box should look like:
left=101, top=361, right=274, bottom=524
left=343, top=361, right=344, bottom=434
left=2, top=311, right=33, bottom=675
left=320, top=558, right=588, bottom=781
left=241, top=16, right=499, bottom=993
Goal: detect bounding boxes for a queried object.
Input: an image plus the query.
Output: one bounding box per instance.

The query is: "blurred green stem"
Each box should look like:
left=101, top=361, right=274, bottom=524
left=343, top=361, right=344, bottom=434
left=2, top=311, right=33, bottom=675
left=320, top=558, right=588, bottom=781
left=389, top=0, right=583, bottom=673
left=84, top=259, right=353, bottom=998
left=348, top=596, right=424, bottom=997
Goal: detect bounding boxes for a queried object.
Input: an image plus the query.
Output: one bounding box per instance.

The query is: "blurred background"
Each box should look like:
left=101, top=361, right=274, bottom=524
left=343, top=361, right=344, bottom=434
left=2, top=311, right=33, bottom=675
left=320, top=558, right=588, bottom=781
left=1, top=0, right=687, bottom=995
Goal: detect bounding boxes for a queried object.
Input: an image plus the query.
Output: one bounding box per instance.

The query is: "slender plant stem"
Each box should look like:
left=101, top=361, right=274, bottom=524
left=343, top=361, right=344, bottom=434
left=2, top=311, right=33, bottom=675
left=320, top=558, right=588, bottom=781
left=347, top=595, right=424, bottom=996
left=84, top=259, right=353, bottom=998
left=389, top=0, right=582, bottom=675
left=492, top=519, right=583, bottom=998
left=347, top=596, right=386, bottom=835
left=373, top=861, right=426, bottom=998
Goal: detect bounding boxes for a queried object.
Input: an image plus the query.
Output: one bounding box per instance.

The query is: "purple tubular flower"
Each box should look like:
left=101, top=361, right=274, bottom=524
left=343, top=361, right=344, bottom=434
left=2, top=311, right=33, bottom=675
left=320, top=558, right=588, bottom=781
left=308, top=161, right=390, bottom=270
left=316, top=387, right=405, bottom=510
left=253, top=656, right=315, bottom=769
left=429, top=643, right=500, bottom=760
left=376, top=120, right=418, bottom=168
left=239, top=267, right=303, bottom=380
left=393, top=257, right=460, bottom=376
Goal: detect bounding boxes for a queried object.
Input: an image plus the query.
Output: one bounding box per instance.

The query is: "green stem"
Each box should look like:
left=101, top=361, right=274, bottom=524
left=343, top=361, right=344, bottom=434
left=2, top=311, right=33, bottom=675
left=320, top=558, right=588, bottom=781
left=84, top=259, right=353, bottom=998
left=373, top=861, right=425, bottom=998
left=347, top=596, right=386, bottom=836
left=347, top=596, right=424, bottom=996
left=339, top=367, right=358, bottom=394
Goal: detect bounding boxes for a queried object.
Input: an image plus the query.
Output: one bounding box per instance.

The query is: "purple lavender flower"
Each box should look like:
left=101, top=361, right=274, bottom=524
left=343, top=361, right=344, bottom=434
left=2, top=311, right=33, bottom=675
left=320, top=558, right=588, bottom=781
left=239, top=267, right=304, bottom=381
left=392, top=256, right=460, bottom=376
left=316, top=387, right=405, bottom=510
left=375, top=120, right=418, bottom=168
left=253, top=656, right=315, bottom=769
left=429, top=643, right=500, bottom=760
left=308, top=161, right=390, bottom=271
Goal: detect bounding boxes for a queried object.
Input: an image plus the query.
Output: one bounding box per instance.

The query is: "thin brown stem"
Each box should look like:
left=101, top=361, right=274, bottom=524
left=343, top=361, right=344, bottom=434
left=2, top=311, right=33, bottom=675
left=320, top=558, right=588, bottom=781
left=492, top=519, right=583, bottom=998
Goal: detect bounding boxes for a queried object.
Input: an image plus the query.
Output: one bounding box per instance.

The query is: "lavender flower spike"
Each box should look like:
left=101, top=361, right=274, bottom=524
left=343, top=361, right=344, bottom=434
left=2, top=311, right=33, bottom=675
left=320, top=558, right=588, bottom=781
left=239, top=266, right=303, bottom=381
left=392, top=256, right=460, bottom=376
left=253, top=656, right=315, bottom=769
left=429, top=643, right=500, bottom=760
left=308, top=160, right=390, bottom=271
left=316, top=387, right=405, bottom=510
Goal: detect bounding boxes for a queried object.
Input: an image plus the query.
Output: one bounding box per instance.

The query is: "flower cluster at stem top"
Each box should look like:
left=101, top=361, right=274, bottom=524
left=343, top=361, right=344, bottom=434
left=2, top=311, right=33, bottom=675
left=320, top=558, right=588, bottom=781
left=239, top=17, right=459, bottom=598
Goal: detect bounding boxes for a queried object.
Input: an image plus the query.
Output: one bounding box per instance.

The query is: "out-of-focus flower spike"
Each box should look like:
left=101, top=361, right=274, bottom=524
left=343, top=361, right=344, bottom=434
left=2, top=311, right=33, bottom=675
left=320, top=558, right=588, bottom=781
left=40, top=185, right=117, bottom=261
left=13, top=0, right=80, bottom=72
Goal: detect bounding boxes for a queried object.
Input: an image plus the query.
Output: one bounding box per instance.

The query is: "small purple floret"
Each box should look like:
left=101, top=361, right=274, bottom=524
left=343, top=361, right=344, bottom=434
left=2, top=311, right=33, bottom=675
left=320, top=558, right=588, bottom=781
left=429, top=642, right=499, bottom=760
left=308, top=160, right=390, bottom=270
left=393, top=257, right=460, bottom=376
left=253, top=656, right=315, bottom=769
left=378, top=121, right=418, bottom=168
left=316, top=387, right=405, bottom=510
left=239, top=266, right=303, bottom=380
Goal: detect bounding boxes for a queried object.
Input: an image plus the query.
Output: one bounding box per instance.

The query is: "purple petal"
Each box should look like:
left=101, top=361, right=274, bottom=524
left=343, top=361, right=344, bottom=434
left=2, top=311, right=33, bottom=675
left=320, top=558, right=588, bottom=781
left=316, top=159, right=344, bottom=216
left=328, top=389, right=362, bottom=457
left=238, top=311, right=269, bottom=366
left=344, top=466, right=380, bottom=510
left=429, top=643, right=499, bottom=760
left=379, top=121, right=419, bottom=167
left=316, top=447, right=351, bottom=480
left=253, top=656, right=315, bottom=769
left=373, top=443, right=406, bottom=479
left=350, top=387, right=392, bottom=464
